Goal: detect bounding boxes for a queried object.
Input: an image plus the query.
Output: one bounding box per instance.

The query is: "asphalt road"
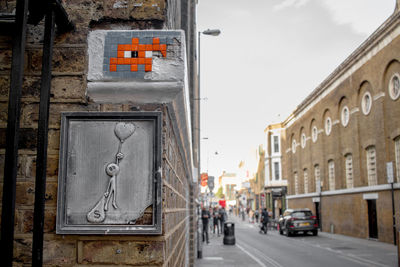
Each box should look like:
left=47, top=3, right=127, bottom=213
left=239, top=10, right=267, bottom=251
left=196, top=215, right=398, bottom=267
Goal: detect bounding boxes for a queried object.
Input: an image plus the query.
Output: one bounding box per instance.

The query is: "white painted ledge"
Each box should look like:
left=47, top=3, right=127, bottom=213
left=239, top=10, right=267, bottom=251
left=287, top=183, right=400, bottom=199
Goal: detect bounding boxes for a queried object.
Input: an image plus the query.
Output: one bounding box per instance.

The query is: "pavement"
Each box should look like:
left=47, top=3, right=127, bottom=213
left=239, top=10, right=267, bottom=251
left=195, top=215, right=399, bottom=267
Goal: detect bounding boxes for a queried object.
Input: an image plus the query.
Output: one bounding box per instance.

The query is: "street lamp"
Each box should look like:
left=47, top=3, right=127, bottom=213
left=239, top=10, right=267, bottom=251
left=196, top=29, right=220, bottom=260
left=197, top=28, right=220, bottom=178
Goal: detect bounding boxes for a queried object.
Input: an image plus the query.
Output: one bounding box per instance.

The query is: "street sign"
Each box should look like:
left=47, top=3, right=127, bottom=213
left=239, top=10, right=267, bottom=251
left=208, top=176, right=215, bottom=191
left=386, top=162, right=394, bottom=183
left=201, top=173, right=208, bottom=187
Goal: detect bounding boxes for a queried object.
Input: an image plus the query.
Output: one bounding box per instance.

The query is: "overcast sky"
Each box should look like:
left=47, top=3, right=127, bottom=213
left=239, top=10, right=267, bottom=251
left=197, top=0, right=396, bottom=178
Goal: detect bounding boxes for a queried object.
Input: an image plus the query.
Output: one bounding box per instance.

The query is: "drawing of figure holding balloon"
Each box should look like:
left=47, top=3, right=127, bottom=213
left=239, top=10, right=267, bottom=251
left=87, top=122, right=136, bottom=223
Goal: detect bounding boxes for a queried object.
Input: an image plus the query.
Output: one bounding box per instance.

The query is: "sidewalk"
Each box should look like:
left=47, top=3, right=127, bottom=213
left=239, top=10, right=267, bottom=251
left=195, top=216, right=261, bottom=267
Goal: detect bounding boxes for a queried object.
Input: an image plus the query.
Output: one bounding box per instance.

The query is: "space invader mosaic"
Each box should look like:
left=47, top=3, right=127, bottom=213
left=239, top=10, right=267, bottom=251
left=103, top=31, right=181, bottom=79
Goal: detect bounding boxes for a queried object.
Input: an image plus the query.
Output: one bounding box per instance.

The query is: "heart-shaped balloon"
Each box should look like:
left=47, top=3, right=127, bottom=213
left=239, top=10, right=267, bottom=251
left=114, top=122, right=136, bottom=142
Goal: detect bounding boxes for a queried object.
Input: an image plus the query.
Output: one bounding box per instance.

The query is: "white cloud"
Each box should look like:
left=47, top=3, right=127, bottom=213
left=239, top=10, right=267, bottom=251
left=273, top=0, right=311, bottom=11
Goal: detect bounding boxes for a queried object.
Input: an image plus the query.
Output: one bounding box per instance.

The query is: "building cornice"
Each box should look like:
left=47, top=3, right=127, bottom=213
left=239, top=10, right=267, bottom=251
left=284, top=11, right=400, bottom=128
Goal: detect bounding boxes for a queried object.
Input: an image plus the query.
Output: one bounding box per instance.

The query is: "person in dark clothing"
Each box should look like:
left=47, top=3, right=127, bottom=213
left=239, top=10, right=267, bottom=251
left=201, top=206, right=210, bottom=243
left=218, top=207, right=227, bottom=233
left=255, top=209, right=259, bottom=223
left=260, top=208, right=269, bottom=234
left=212, top=207, right=220, bottom=236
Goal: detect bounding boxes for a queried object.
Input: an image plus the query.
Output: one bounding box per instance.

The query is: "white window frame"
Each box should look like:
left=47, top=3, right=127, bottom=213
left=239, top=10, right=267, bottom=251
left=361, top=92, right=372, bottom=115
left=273, top=161, right=280, bottom=181
left=314, top=164, right=320, bottom=192
left=294, top=172, right=299, bottom=195
left=366, top=146, right=377, bottom=186
left=273, top=135, right=280, bottom=154
left=301, top=133, right=306, bottom=148
left=389, top=73, right=400, bottom=101
left=341, top=106, right=350, bottom=127
left=304, top=169, right=308, bottom=194
left=345, top=154, right=354, bottom=189
left=292, top=139, right=297, bottom=154
left=325, top=117, right=332, bottom=136
left=312, top=126, right=318, bottom=143
left=328, top=160, right=335, bottom=190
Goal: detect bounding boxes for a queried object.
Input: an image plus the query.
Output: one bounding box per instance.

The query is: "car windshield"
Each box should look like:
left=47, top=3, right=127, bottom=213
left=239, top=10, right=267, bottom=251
left=292, top=211, right=312, bottom=218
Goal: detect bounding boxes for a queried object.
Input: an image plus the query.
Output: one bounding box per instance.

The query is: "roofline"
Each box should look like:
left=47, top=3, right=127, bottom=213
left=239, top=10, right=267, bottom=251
left=283, top=10, right=400, bottom=128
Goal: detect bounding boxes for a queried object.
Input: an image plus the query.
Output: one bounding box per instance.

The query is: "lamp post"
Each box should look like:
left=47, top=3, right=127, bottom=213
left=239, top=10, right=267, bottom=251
left=197, top=28, right=220, bottom=177
left=197, top=30, right=220, bottom=259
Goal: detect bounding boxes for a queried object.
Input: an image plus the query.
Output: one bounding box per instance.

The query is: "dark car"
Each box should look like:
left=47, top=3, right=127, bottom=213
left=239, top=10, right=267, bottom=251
left=278, top=208, right=318, bottom=236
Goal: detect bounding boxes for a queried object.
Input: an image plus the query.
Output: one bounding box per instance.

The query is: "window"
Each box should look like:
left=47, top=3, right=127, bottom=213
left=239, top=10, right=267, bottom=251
left=328, top=160, right=335, bottom=190
left=389, top=73, right=400, bottom=100
left=273, top=136, right=279, bottom=153
left=304, top=169, right=309, bottom=194
left=294, top=172, right=299, bottom=195
left=301, top=133, right=306, bottom=148
left=361, top=92, right=372, bottom=115
left=325, top=117, right=332, bottom=136
left=312, top=126, right=318, bottom=143
left=292, top=139, right=297, bottom=153
left=345, top=154, right=354, bottom=188
left=274, top=162, right=280, bottom=180
left=341, top=106, right=350, bottom=127
left=314, top=164, right=320, bottom=192
left=395, top=137, right=400, bottom=183
left=366, top=146, right=377, bottom=186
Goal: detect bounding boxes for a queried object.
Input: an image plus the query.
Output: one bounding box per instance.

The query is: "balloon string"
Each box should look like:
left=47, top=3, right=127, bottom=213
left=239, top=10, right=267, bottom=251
left=116, top=141, right=123, bottom=166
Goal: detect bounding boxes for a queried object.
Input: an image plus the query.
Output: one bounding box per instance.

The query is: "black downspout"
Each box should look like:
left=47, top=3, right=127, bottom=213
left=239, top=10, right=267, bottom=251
left=32, top=4, right=56, bottom=266
left=0, top=0, right=29, bottom=266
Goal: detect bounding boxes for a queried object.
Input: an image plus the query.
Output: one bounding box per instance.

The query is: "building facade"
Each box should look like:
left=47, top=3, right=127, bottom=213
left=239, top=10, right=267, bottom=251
left=283, top=6, right=400, bottom=243
left=0, top=0, right=199, bottom=266
left=264, top=123, right=287, bottom=219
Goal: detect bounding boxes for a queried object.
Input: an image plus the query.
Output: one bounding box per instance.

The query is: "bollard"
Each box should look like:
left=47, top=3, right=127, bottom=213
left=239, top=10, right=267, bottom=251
left=223, top=222, right=236, bottom=245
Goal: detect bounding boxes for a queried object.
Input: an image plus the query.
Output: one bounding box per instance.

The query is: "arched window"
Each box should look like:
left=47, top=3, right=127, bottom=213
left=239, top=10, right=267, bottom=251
left=314, top=164, right=320, bottom=192
left=303, top=169, right=308, bottom=194
left=366, top=146, right=377, bottom=186
left=328, top=160, right=335, bottom=190
left=345, top=154, right=353, bottom=188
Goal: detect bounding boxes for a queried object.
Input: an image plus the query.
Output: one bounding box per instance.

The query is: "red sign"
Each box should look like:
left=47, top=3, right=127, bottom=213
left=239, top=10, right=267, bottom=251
left=201, top=173, right=208, bottom=187
left=219, top=199, right=226, bottom=208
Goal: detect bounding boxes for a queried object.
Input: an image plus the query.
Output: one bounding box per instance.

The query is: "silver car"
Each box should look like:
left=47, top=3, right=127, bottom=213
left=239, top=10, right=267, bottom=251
left=278, top=208, right=318, bottom=236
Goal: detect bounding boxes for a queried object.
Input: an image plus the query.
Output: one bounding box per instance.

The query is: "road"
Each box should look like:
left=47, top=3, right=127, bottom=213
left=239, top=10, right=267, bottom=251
left=196, top=215, right=398, bottom=267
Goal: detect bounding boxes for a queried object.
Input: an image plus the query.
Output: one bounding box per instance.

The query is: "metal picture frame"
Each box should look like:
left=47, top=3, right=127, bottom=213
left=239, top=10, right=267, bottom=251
left=56, top=112, right=162, bottom=235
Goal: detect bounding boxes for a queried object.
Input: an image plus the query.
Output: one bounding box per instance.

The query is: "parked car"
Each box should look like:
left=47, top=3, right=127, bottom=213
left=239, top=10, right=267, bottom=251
left=278, top=208, right=318, bottom=236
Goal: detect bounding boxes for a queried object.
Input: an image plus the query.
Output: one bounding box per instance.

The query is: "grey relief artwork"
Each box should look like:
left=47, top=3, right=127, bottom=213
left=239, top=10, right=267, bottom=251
left=86, top=122, right=136, bottom=223
left=64, top=119, right=154, bottom=225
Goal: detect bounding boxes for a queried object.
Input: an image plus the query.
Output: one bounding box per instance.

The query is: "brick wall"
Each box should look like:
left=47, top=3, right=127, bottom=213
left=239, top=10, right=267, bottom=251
left=284, top=14, right=400, bottom=243
left=0, top=0, right=196, bottom=266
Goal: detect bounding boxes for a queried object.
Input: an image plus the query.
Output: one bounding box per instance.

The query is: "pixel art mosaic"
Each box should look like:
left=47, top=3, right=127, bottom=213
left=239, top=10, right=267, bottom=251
left=103, top=31, right=181, bottom=78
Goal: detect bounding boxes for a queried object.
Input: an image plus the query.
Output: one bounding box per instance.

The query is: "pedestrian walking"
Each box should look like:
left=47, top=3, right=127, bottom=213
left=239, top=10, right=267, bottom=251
left=201, top=206, right=210, bottom=243
left=218, top=206, right=227, bottom=233
left=212, top=207, right=220, bottom=236
left=260, top=208, right=269, bottom=234
left=255, top=209, right=259, bottom=223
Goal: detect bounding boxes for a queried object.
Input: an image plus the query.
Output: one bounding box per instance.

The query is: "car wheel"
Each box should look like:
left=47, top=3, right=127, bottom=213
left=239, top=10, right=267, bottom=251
left=285, top=229, right=291, bottom=237
left=312, top=230, right=318, bottom=236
